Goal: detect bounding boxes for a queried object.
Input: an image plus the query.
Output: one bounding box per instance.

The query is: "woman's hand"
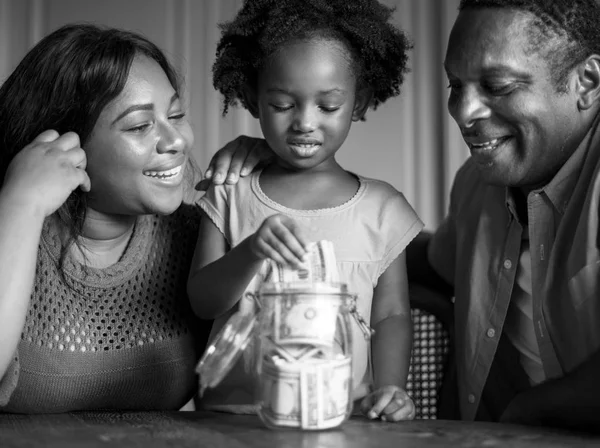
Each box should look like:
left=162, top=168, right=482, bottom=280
left=360, top=385, right=416, bottom=422
left=1, top=130, right=90, bottom=218
left=249, top=214, right=308, bottom=269
left=196, top=135, right=272, bottom=191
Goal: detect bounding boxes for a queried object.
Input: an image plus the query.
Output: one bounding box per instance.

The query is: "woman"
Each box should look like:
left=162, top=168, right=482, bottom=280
left=0, top=23, right=265, bottom=413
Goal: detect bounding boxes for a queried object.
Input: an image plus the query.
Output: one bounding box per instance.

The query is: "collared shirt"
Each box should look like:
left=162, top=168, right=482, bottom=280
left=503, top=230, right=546, bottom=386
left=428, top=118, right=600, bottom=420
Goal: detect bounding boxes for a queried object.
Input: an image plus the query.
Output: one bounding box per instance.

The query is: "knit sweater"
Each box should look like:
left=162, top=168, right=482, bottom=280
left=0, top=204, right=209, bottom=413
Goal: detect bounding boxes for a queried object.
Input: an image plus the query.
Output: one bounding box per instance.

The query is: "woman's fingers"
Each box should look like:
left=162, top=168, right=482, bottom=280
left=205, top=136, right=251, bottom=184
left=199, top=136, right=272, bottom=191
left=31, top=129, right=60, bottom=143
left=240, top=139, right=272, bottom=176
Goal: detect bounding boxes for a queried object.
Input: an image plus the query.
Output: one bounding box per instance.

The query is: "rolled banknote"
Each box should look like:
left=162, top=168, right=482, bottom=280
left=263, top=240, right=340, bottom=284
left=259, top=354, right=352, bottom=430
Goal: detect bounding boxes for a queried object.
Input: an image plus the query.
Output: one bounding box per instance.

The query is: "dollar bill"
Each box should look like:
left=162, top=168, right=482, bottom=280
left=300, top=366, right=321, bottom=429
left=259, top=355, right=352, bottom=429
left=322, top=356, right=352, bottom=425
left=265, top=240, right=340, bottom=284
left=260, top=359, right=302, bottom=427
left=273, top=294, right=340, bottom=347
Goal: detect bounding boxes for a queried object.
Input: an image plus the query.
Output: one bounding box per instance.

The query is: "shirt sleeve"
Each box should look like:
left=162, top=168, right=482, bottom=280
left=0, top=352, right=19, bottom=406
left=196, top=184, right=231, bottom=244
left=427, top=161, right=476, bottom=287
left=378, top=191, right=425, bottom=278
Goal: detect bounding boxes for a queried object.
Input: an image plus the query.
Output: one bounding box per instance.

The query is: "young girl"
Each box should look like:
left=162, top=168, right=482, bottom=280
left=188, top=0, right=423, bottom=422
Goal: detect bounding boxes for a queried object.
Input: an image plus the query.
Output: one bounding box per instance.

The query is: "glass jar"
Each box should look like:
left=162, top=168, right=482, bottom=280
left=196, top=281, right=372, bottom=431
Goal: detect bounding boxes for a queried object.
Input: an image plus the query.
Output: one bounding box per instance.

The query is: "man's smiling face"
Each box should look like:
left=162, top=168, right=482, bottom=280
left=444, top=8, right=584, bottom=189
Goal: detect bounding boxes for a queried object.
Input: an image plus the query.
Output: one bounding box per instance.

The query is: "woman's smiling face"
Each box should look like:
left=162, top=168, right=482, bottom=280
left=83, top=55, right=194, bottom=217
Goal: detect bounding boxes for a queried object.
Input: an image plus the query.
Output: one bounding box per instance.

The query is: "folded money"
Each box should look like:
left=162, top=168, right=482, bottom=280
left=258, top=354, right=352, bottom=430
left=263, top=240, right=340, bottom=284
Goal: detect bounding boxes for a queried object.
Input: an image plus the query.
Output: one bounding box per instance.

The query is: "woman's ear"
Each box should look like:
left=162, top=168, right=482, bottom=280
left=352, top=87, right=374, bottom=121
left=242, top=86, right=260, bottom=118
left=576, top=55, right=600, bottom=111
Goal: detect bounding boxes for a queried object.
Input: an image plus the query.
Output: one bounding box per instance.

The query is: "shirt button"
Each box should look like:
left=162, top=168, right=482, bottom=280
left=468, top=394, right=475, bottom=404
left=486, top=328, right=495, bottom=338
left=503, top=259, right=512, bottom=269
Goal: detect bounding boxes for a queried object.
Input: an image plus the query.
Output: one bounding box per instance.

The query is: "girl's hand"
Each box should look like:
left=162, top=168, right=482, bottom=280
left=1, top=130, right=90, bottom=218
left=249, top=214, right=308, bottom=268
left=360, top=385, right=416, bottom=422
left=196, top=136, right=273, bottom=191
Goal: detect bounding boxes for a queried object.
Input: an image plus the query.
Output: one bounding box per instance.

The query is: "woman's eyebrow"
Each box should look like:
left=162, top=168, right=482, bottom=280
left=112, top=93, right=180, bottom=125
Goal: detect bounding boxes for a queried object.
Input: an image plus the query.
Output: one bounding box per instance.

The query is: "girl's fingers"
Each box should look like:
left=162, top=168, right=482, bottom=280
left=270, top=223, right=307, bottom=266
left=366, top=390, right=394, bottom=419
left=382, top=401, right=415, bottom=422
left=266, top=233, right=305, bottom=268
left=380, top=398, right=404, bottom=418
left=253, top=238, right=289, bottom=267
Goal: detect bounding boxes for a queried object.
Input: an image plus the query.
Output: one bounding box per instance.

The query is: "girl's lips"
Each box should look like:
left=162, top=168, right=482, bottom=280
left=288, top=142, right=321, bottom=158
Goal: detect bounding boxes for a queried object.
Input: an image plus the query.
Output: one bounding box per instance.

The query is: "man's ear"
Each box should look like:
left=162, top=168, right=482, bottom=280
left=352, top=87, right=374, bottom=121
left=242, top=85, right=260, bottom=118
left=576, top=55, right=600, bottom=111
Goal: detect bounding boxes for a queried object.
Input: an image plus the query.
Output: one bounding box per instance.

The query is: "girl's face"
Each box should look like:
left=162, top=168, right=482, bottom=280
left=83, top=55, right=194, bottom=217
left=256, top=38, right=366, bottom=172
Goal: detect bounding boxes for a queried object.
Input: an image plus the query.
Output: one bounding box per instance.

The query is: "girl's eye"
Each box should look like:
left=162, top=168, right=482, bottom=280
left=320, top=106, right=340, bottom=113
left=270, top=104, right=293, bottom=112
left=169, top=112, right=186, bottom=121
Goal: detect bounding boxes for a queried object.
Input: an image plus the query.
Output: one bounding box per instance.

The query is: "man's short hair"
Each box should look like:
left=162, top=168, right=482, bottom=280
left=459, top=0, right=600, bottom=91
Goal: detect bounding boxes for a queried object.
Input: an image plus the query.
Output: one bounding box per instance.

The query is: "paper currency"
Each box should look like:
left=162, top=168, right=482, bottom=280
left=258, top=354, right=352, bottom=430
left=264, top=240, right=340, bottom=284
left=273, top=294, right=340, bottom=347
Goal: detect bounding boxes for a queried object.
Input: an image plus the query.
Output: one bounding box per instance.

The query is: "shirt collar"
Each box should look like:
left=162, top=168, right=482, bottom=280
left=542, top=135, right=589, bottom=215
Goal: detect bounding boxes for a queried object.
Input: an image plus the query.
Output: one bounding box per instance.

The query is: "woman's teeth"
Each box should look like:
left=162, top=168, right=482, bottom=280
left=143, top=165, right=183, bottom=179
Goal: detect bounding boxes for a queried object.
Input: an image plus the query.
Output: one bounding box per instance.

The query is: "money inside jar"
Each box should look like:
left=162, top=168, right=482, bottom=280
left=254, top=240, right=369, bottom=430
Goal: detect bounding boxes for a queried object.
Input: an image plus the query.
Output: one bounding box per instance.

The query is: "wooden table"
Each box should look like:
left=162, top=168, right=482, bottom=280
left=1, top=411, right=598, bottom=447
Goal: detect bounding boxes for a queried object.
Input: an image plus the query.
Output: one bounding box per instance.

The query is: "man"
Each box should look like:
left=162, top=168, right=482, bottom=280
left=202, top=0, right=600, bottom=431
left=410, top=0, right=600, bottom=431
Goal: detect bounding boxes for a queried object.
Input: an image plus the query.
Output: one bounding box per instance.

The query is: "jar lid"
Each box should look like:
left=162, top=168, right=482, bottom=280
left=196, top=310, right=257, bottom=396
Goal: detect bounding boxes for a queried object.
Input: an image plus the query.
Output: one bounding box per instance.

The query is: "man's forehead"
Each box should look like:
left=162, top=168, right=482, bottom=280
left=445, top=8, right=548, bottom=70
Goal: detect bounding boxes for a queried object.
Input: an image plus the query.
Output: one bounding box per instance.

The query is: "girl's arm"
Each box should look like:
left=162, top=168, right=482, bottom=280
left=187, top=216, right=265, bottom=319
left=370, top=252, right=412, bottom=390
left=187, top=213, right=308, bottom=320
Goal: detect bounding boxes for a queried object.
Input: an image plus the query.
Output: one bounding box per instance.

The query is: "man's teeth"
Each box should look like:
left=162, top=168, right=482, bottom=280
left=471, top=138, right=500, bottom=150
left=144, top=165, right=183, bottom=179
